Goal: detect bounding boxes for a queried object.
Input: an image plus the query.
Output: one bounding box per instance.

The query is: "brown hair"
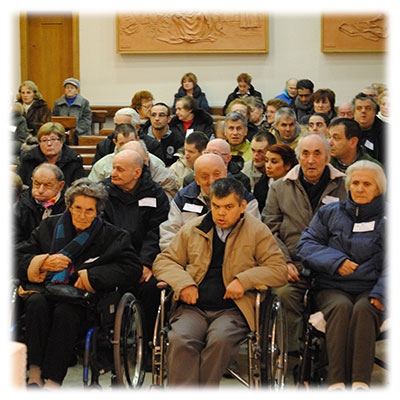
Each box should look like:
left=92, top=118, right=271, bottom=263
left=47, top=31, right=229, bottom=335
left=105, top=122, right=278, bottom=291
left=181, top=72, right=198, bottom=86
left=130, top=90, right=154, bottom=110
left=237, top=73, right=252, bottom=85
left=266, top=143, right=298, bottom=169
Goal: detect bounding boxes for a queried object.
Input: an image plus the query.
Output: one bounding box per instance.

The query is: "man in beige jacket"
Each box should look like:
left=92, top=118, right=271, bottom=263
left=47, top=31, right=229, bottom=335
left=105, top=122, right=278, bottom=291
left=153, top=177, right=287, bottom=386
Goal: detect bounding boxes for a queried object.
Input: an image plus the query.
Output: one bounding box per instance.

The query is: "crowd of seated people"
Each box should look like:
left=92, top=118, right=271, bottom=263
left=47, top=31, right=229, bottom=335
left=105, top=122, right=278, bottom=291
left=11, top=73, right=389, bottom=390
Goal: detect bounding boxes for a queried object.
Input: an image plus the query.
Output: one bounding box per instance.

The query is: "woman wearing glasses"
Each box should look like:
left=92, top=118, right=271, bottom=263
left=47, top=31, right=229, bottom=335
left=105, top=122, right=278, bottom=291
left=16, top=178, right=143, bottom=388
left=16, top=122, right=86, bottom=187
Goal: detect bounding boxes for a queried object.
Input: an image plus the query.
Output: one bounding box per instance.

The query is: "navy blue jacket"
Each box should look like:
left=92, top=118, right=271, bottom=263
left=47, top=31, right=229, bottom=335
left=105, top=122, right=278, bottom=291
left=296, top=193, right=386, bottom=303
left=172, top=85, right=210, bottom=113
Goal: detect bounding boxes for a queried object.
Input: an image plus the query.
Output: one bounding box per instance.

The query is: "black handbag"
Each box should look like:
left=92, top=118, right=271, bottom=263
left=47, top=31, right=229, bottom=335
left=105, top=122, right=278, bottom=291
left=21, top=282, right=95, bottom=307
left=45, top=283, right=95, bottom=307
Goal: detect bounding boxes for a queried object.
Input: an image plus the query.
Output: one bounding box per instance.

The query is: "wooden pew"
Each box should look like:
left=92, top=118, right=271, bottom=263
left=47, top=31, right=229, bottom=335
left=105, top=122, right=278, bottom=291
left=99, top=128, right=114, bottom=136
left=91, top=109, right=108, bottom=132
left=69, top=145, right=97, bottom=154
left=51, top=116, right=77, bottom=144
left=78, top=135, right=107, bottom=146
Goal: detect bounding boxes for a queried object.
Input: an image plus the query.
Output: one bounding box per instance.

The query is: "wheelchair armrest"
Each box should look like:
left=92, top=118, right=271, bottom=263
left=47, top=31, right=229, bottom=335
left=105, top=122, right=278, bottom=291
left=255, top=284, right=269, bottom=292
left=156, top=281, right=169, bottom=290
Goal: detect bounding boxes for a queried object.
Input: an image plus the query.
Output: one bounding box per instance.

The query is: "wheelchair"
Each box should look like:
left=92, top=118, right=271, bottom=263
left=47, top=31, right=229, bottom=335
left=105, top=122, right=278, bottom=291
left=10, top=282, right=146, bottom=389
left=82, top=289, right=145, bottom=389
left=294, top=272, right=388, bottom=389
left=150, top=282, right=288, bottom=389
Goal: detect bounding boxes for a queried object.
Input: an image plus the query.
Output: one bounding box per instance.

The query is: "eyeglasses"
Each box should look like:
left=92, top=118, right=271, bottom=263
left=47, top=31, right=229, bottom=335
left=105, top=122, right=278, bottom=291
left=141, top=103, right=153, bottom=110
left=40, top=138, right=61, bottom=144
left=69, top=206, right=97, bottom=218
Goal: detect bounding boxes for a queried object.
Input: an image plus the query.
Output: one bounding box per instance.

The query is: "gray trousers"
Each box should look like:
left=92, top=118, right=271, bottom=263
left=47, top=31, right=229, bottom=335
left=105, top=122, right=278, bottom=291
left=166, top=304, right=249, bottom=386
left=316, top=289, right=383, bottom=385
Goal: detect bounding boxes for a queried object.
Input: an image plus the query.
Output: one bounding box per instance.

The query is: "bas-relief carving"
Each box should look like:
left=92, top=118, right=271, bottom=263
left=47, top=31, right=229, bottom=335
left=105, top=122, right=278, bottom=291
left=117, top=13, right=268, bottom=53
left=322, top=14, right=387, bottom=52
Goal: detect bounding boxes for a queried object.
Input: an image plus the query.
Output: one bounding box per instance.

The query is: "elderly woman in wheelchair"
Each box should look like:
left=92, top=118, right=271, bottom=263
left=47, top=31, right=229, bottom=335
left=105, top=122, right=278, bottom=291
left=15, top=178, right=143, bottom=389
left=152, top=178, right=288, bottom=387
left=296, top=160, right=386, bottom=390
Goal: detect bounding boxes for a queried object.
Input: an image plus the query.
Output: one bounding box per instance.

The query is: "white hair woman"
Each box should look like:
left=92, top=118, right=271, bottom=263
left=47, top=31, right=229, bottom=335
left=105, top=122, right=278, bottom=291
left=297, top=160, right=387, bottom=390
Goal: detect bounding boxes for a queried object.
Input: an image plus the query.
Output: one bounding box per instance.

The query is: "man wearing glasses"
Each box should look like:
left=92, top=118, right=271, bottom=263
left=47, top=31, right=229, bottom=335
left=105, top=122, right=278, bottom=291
left=140, top=103, right=184, bottom=167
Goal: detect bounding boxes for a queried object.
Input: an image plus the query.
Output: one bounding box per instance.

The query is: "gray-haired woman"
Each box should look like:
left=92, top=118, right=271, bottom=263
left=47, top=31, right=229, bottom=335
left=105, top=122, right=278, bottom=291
left=16, top=178, right=143, bottom=388
left=297, top=160, right=387, bottom=390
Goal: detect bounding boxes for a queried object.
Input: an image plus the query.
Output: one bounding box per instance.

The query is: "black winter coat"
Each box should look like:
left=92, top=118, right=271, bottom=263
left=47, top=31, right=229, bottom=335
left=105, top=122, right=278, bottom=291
left=16, top=216, right=143, bottom=291
left=101, top=167, right=170, bottom=268
left=222, top=84, right=264, bottom=115
left=14, top=189, right=66, bottom=244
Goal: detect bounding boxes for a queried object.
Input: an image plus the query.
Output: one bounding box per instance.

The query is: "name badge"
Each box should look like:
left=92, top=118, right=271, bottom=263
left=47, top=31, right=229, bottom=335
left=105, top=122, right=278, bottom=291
left=322, top=195, right=340, bottom=204
left=138, top=197, right=157, bottom=208
left=83, top=256, right=99, bottom=264
left=364, top=139, right=374, bottom=151
left=353, top=221, right=375, bottom=232
left=183, top=203, right=203, bottom=213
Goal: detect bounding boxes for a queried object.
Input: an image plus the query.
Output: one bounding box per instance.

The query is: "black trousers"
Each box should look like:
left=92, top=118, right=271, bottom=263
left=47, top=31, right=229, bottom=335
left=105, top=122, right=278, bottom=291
left=24, top=293, right=87, bottom=384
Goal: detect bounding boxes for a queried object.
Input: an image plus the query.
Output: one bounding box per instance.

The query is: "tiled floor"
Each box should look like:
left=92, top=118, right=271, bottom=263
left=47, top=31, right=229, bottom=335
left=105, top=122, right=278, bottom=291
left=61, top=339, right=388, bottom=390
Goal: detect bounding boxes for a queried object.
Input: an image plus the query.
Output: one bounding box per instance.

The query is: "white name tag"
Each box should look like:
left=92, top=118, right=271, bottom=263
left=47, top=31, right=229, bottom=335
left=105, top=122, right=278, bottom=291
left=353, top=221, right=375, bottom=232
left=83, top=256, right=99, bottom=264
left=183, top=203, right=204, bottom=213
left=322, top=195, right=340, bottom=205
left=138, top=197, right=157, bottom=207
left=364, top=139, right=374, bottom=151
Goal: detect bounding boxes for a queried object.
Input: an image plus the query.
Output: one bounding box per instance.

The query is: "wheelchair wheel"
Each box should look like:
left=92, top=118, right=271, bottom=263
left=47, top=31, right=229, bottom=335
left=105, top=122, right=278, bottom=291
left=113, top=292, right=145, bottom=388
left=259, top=292, right=287, bottom=389
left=296, top=328, right=328, bottom=388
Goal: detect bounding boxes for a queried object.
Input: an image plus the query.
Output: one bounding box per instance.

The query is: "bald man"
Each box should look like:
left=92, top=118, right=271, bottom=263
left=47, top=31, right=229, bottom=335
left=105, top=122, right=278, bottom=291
left=159, top=153, right=259, bottom=251
left=101, top=149, right=170, bottom=357
left=121, top=140, right=178, bottom=201
left=183, top=138, right=251, bottom=191
left=338, top=102, right=354, bottom=119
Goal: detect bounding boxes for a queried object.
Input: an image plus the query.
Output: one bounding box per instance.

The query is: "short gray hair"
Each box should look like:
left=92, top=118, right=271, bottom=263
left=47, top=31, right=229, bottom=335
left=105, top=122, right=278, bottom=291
left=114, top=107, right=141, bottom=125
left=225, top=111, right=248, bottom=128
left=295, top=132, right=331, bottom=162
left=65, top=178, right=108, bottom=212
left=274, top=107, right=297, bottom=124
